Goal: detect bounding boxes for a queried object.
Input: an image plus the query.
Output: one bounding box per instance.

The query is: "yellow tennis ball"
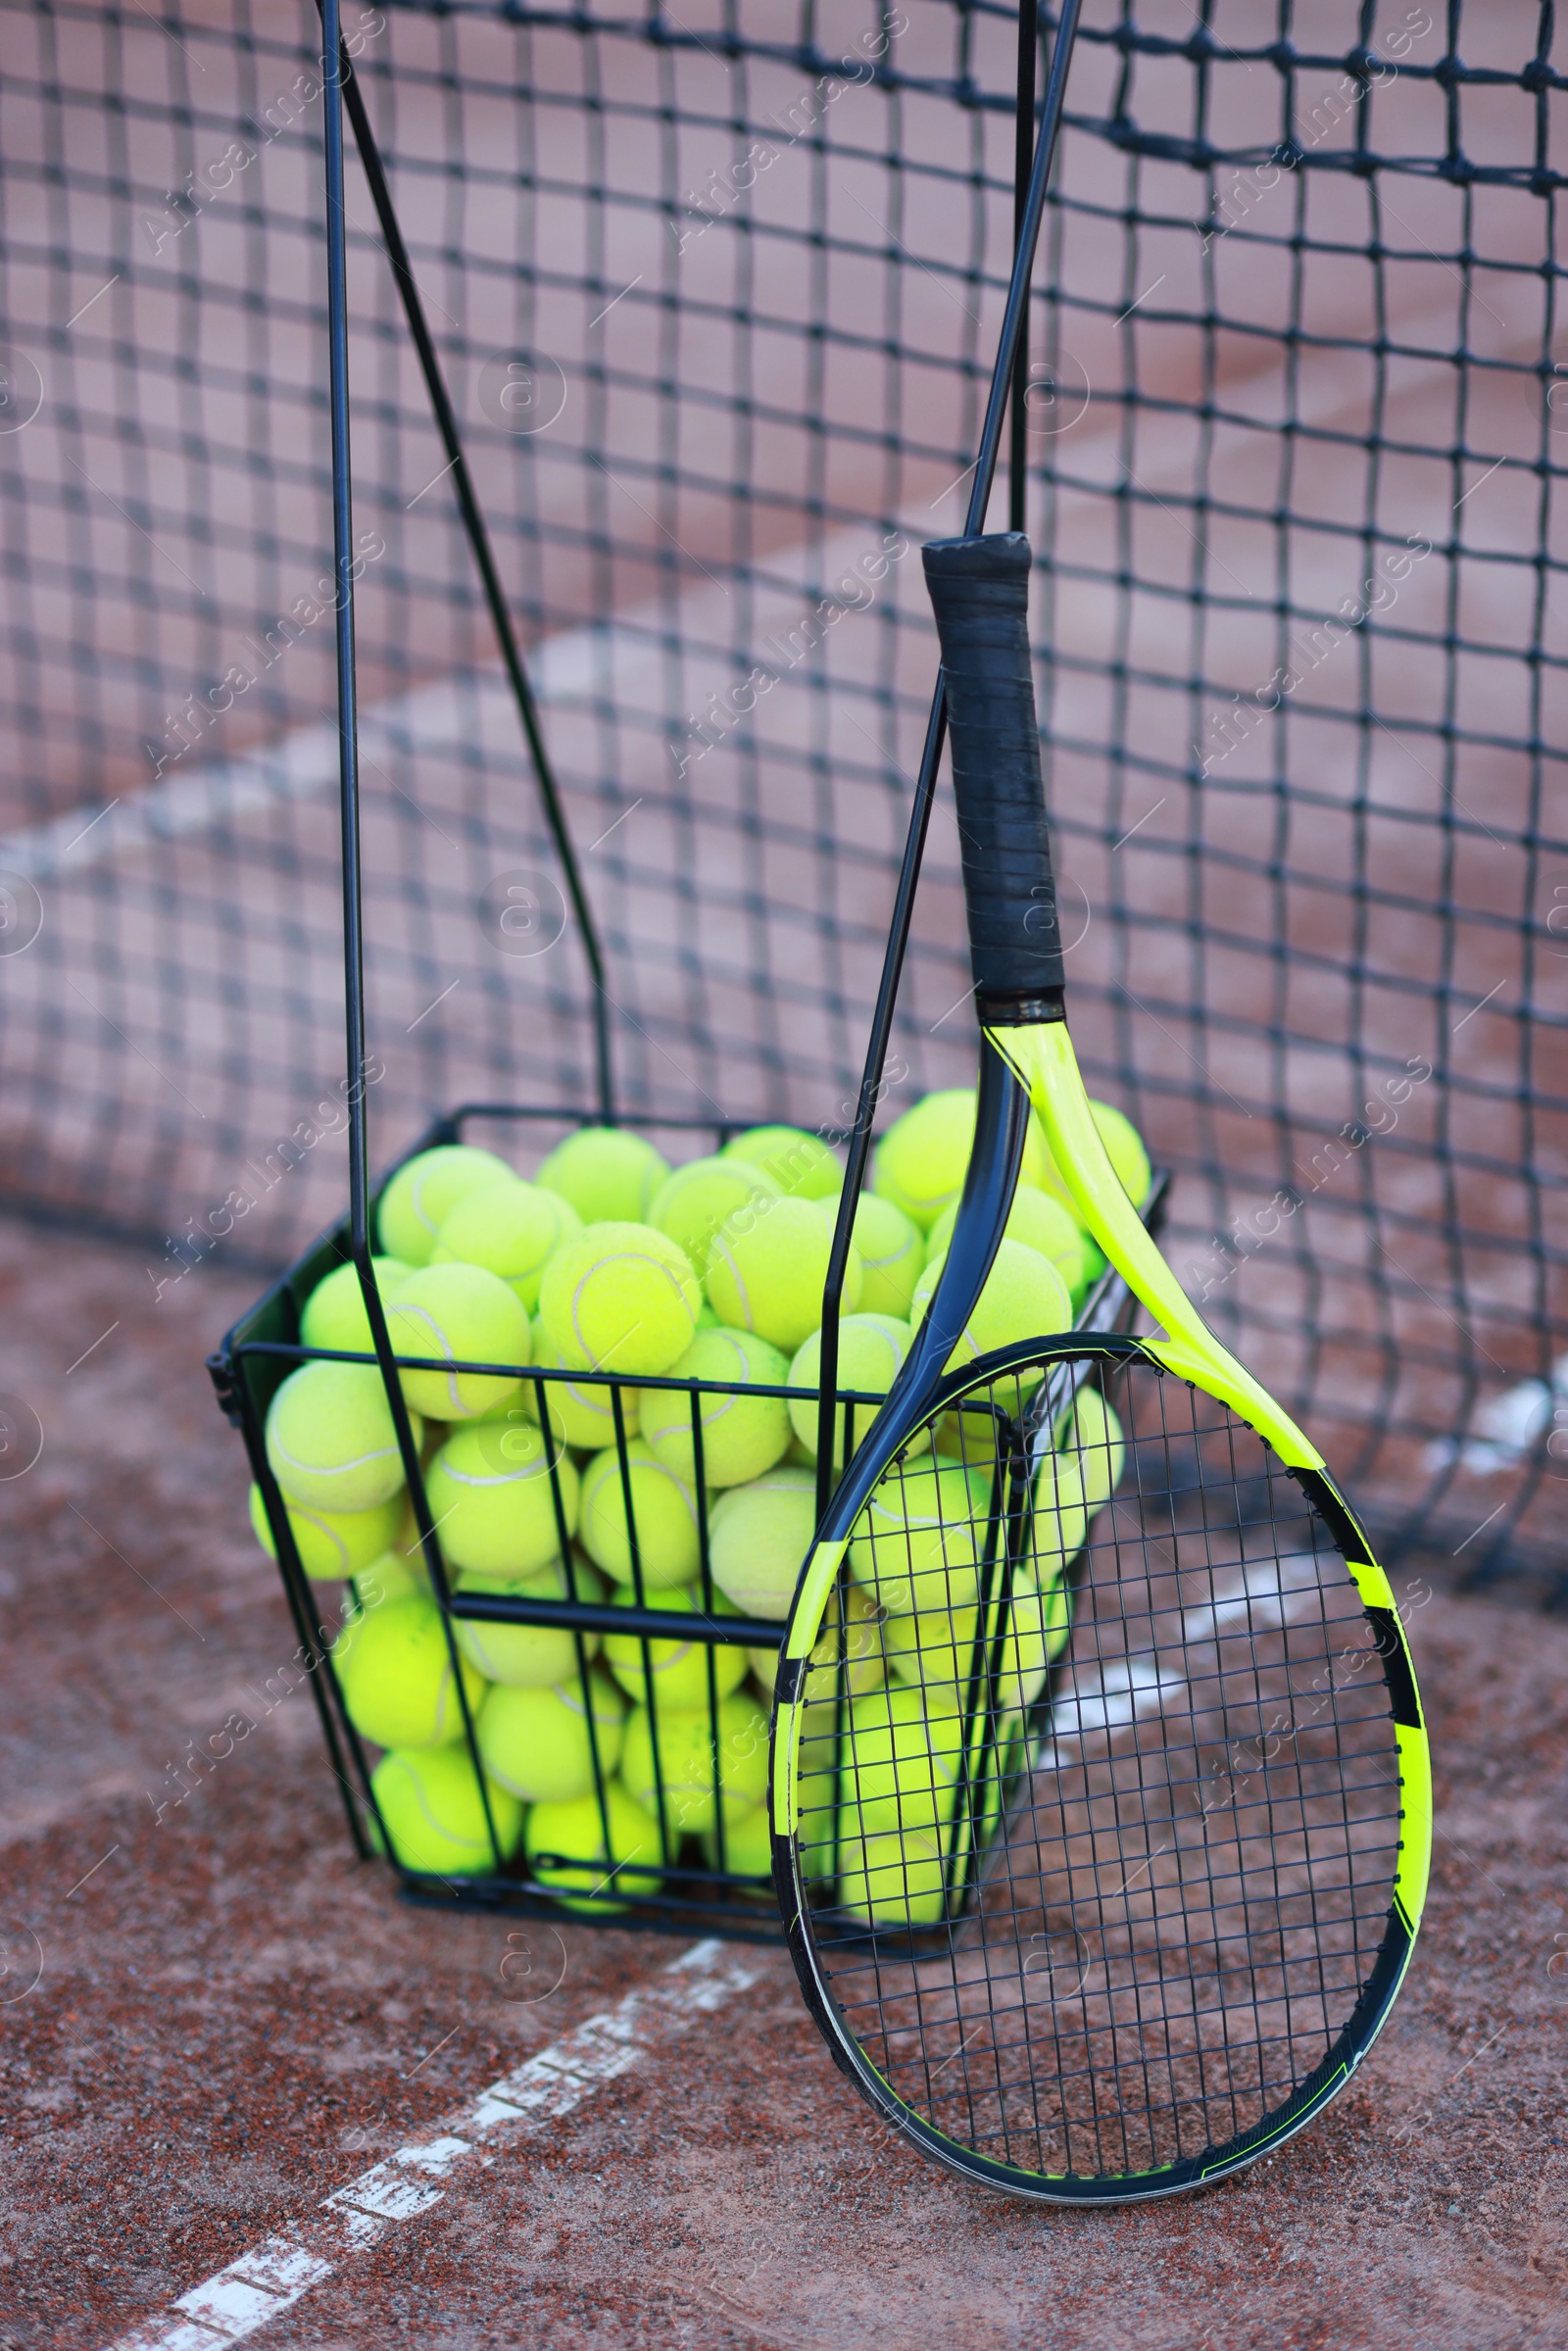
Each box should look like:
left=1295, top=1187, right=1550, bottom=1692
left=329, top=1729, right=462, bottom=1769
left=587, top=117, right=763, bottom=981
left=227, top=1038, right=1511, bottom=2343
left=601, top=1582, right=748, bottom=1709
left=619, top=1690, right=768, bottom=1836
left=384, top=1262, right=530, bottom=1421
left=511, top=1329, right=641, bottom=1451
left=371, top=1744, right=522, bottom=1875
left=706, top=1195, right=860, bottom=1352
left=525, top=1782, right=663, bottom=1912
left=911, top=1237, right=1073, bottom=1377
left=650, top=1155, right=781, bottom=1277
left=848, top=1459, right=992, bottom=1618
left=377, top=1144, right=515, bottom=1265
left=332, top=1594, right=486, bottom=1748
left=1035, top=1099, right=1152, bottom=1215
left=537, top=1221, right=699, bottom=1377
left=1032, top=1449, right=1090, bottom=1584
left=707, top=1462, right=818, bottom=1618
left=577, top=1438, right=702, bottom=1587
left=925, top=1186, right=1088, bottom=1301
left=786, top=1314, right=918, bottom=1470
left=883, top=1579, right=1068, bottom=1711
left=700, top=1799, right=773, bottom=1886
left=477, top=1666, right=626, bottom=1802
left=536, top=1126, right=670, bottom=1223
left=451, top=1552, right=605, bottom=1688
left=299, top=1255, right=412, bottom=1355
left=425, top=1419, right=579, bottom=1577
left=351, top=1547, right=431, bottom=1609
left=838, top=1824, right=950, bottom=1928
left=870, top=1089, right=978, bottom=1230
left=812, top=1190, right=923, bottom=1318
left=750, top=1579, right=886, bottom=1700
left=640, top=1326, right=791, bottom=1488
left=1060, top=1385, right=1125, bottom=1510
left=431, top=1179, right=583, bottom=1309
left=265, top=1360, right=419, bottom=1512
left=723, top=1124, right=842, bottom=1200
left=248, top=1481, right=403, bottom=1581
left=827, top=1683, right=960, bottom=1837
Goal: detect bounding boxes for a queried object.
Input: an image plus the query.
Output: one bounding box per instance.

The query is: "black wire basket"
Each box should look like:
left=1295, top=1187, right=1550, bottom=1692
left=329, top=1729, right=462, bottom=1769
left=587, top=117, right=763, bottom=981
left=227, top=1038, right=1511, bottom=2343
left=210, top=1107, right=1166, bottom=1943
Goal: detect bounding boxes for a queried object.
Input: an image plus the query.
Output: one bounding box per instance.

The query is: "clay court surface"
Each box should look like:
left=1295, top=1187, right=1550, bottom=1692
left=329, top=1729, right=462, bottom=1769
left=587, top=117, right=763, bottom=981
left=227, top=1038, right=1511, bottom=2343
left=0, top=1215, right=1564, bottom=2351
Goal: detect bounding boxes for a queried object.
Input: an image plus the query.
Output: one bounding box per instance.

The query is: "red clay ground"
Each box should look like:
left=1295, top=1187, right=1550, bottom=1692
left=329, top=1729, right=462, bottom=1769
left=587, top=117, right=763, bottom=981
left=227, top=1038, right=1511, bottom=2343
left=1, top=1210, right=1565, bottom=2351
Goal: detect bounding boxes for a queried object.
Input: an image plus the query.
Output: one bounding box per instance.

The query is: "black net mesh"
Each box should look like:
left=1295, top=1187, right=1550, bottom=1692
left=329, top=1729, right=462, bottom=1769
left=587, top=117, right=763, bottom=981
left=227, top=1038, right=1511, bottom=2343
left=796, top=1349, right=1406, bottom=2183
left=0, top=0, right=1563, bottom=1573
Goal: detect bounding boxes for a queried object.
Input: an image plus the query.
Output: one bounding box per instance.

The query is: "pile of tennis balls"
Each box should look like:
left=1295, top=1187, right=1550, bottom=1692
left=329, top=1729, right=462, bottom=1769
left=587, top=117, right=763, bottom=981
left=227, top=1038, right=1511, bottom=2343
left=251, top=1088, right=1146, bottom=1919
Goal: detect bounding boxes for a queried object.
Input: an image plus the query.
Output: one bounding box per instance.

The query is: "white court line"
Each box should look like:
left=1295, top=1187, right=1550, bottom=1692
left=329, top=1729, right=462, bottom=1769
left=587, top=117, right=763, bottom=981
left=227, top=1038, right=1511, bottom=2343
left=102, top=1937, right=761, bottom=2351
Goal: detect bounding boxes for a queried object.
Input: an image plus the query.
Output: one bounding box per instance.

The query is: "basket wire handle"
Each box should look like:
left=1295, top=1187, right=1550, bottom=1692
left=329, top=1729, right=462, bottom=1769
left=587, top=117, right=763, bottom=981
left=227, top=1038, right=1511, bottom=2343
left=813, top=0, right=1084, bottom=1501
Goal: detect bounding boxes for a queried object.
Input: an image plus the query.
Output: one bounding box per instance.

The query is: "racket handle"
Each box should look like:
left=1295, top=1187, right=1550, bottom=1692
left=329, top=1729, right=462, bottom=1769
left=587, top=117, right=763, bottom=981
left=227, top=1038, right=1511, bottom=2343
left=922, top=531, right=1064, bottom=1024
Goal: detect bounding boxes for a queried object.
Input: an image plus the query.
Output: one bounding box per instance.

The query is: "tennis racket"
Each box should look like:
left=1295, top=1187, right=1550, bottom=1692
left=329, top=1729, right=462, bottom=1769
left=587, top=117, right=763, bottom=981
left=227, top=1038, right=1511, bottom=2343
left=768, top=529, right=1430, bottom=2203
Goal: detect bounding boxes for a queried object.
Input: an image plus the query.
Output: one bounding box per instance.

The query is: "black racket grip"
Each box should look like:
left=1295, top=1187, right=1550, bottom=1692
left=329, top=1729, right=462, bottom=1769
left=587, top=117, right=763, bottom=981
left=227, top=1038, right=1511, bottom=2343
left=923, top=532, right=1065, bottom=1024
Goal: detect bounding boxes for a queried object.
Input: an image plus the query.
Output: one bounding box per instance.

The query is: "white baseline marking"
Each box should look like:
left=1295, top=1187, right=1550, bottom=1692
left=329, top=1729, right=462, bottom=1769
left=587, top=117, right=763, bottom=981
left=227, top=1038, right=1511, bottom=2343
left=102, top=1937, right=761, bottom=2351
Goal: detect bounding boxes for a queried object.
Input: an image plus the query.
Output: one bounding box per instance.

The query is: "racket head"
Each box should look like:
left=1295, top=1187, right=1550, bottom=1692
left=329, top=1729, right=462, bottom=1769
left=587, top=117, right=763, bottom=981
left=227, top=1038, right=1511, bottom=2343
left=770, top=1333, right=1428, bottom=2203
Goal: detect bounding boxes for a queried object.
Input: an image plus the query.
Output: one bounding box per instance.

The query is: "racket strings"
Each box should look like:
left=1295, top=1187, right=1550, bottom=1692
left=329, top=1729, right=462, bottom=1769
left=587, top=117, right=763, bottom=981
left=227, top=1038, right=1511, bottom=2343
left=797, top=1358, right=1404, bottom=2183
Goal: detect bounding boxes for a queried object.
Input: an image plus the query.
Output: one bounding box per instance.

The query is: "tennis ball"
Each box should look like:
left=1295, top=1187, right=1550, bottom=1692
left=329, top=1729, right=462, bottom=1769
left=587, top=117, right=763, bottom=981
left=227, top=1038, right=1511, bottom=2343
left=266, top=1360, right=420, bottom=1513
left=786, top=1314, right=917, bottom=1469
left=701, top=1799, right=774, bottom=1886
left=650, top=1155, right=781, bottom=1277
left=431, top=1179, right=583, bottom=1310
left=619, top=1690, right=769, bottom=1836
left=640, top=1326, right=791, bottom=1489
left=723, top=1124, right=842, bottom=1200
left=602, top=1581, right=748, bottom=1709
left=578, top=1438, right=702, bottom=1588
left=883, top=1579, right=1068, bottom=1711
left=838, top=1824, right=950, bottom=1928
left=870, top=1090, right=976, bottom=1231
left=370, top=1744, right=522, bottom=1875
left=477, top=1666, right=626, bottom=1802
left=870, top=1091, right=1061, bottom=1232
left=425, top=1419, right=579, bottom=1577
left=1032, top=1449, right=1090, bottom=1582
left=706, top=1195, right=860, bottom=1352
left=332, top=1595, right=487, bottom=1749
left=813, top=1190, right=923, bottom=1318
left=537, top=1221, right=699, bottom=1378
left=536, top=1126, right=669, bottom=1224
left=249, top=1481, right=403, bottom=1581
left=708, top=1462, right=818, bottom=1619
left=299, top=1255, right=412, bottom=1356
left=451, top=1552, right=605, bottom=1687
left=1035, top=1099, right=1152, bottom=1216
left=1061, top=1386, right=1125, bottom=1511
left=925, top=1186, right=1088, bottom=1301
left=384, top=1262, right=530, bottom=1421
left=525, top=1782, right=663, bottom=1912
left=508, top=1329, right=641, bottom=1451
left=848, top=1458, right=992, bottom=1619
left=377, top=1145, right=515, bottom=1266
left=750, top=1578, right=886, bottom=1700
left=911, top=1238, right=1074, bottom=1375
left=351, top=1547, right=431, bottom=1609
left=826, top=1683, right=960, bottom=1837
